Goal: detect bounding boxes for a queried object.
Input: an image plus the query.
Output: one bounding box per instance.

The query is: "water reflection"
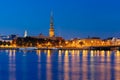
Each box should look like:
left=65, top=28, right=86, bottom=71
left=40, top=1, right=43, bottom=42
left=114, top=51, right=120, bottom=80
left=64, top=50, right=69, bottom=80
left=36, top=50, right=41, bottom=56
left=58, top=50, right=62, bottom=80
left=46, top=50, right=52, bottom=80
left=0, top=49, right=120, bottom=80
left=8, top=50, right=16, bottom=80
left=36, top=50, right=41, bottom=80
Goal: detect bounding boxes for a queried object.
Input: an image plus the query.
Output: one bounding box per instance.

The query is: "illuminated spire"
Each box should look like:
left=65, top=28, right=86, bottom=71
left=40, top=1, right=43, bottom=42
left=24, top=30, right=27, bottom=37
left=49, top=11, right=55, bottom=37
left=50, top=11, right=54, bottom=28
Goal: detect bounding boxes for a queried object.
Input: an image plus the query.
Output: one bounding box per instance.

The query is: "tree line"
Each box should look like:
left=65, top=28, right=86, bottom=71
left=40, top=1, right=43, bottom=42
left=0, top=41, right=11, bottom=46
left=16, top=37, right=65, bottom=47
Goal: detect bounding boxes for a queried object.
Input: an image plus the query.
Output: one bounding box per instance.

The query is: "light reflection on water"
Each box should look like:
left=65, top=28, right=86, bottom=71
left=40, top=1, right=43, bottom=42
left=9, top=50, right=16, bottom=80
left=0, top=49, right=119, bottom=80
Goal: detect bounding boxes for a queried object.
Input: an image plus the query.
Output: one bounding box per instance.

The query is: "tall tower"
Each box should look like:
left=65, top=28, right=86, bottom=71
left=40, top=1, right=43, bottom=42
left=49, top=11, right=55, bottom=37
left=24, top=30, right=27, bottom=37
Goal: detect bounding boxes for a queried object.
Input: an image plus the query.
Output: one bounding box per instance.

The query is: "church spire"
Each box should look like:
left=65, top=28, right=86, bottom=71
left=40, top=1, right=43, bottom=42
left=49, top=11, right=55, bottom=37
left=50, top=11, right=54, bottom=28
left=24, top=30, right=27, bottom=37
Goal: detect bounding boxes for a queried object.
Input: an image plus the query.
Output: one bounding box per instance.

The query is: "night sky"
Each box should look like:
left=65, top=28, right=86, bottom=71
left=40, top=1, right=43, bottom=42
left=0, top=0, right=120, bottom=39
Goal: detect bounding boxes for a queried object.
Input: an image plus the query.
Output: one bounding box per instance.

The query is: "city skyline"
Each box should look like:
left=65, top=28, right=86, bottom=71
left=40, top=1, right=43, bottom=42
left=0, top=0, right=120, bottom=39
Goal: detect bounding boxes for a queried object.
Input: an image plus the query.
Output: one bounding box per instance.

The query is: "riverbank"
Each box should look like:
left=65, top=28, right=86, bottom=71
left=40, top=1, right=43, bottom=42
left=0, top=46, right=120, bottom=51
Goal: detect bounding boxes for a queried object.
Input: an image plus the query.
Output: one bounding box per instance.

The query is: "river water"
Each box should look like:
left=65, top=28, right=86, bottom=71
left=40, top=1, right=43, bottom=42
left=0, top=49, right=119, bottom=80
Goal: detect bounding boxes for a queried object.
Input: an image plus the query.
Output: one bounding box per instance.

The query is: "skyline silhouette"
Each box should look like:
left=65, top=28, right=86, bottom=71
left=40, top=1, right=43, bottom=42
left=0, top=0, right=120, bottom=39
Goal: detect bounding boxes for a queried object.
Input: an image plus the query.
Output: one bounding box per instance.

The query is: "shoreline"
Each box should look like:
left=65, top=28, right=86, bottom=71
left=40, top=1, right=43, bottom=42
left=0, top=47, right=119, bottom=51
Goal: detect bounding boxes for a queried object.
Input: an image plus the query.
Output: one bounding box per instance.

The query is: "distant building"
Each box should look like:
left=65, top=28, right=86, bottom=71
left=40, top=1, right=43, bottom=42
left=9, top=35, right=18, bottom=39
left=0, top=34, right=17, bottom=42
left=104, top=37, right=120, bottom=45
left=32, top=33, right=49, bottom=39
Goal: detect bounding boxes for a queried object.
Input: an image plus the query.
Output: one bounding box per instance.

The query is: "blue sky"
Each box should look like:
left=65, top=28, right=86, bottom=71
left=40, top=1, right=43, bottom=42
left=0, top=0, right=120, bottom=39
